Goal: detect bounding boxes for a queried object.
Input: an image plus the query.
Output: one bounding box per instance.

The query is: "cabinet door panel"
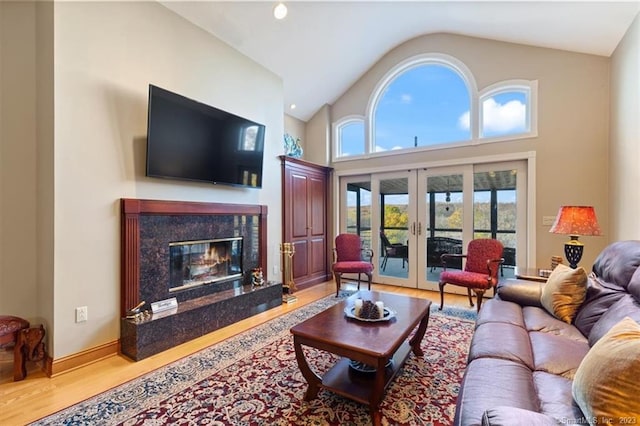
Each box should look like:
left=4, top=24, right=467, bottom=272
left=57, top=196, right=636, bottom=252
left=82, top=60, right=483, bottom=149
left=292, top=240, right=309, bottom=278
left=291, top=174, right=309, bottom=238
left=310, top=237, right=326, bottom=274
left=309, top=176, right=325, bottom=236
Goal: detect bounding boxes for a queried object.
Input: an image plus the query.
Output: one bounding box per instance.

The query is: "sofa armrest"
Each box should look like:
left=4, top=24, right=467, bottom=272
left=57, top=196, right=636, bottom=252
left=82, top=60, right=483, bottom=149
left=497, top=279, right=544, bottom=308
left=482, top=407, right=558, bottom=426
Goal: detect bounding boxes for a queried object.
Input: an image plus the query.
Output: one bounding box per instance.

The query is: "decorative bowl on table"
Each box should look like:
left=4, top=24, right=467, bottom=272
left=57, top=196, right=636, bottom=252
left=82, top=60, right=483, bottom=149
left=344, top=299, right=396, bottom=322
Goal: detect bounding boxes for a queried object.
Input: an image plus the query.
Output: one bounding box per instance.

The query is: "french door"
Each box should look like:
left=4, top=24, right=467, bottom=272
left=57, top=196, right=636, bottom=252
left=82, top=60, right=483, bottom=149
left=339, top=161, right=527, bottom=293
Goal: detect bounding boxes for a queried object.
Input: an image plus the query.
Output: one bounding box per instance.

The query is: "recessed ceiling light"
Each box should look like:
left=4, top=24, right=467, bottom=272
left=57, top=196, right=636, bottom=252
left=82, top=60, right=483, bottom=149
left=289, top=103, right=297, bottom=110
left=274, top=3, right=287, bottom=20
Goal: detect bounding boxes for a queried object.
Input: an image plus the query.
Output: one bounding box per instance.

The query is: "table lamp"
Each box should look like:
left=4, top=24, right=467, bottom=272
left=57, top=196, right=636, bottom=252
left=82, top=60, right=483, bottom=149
left=549, top=206, right=601, bottom=268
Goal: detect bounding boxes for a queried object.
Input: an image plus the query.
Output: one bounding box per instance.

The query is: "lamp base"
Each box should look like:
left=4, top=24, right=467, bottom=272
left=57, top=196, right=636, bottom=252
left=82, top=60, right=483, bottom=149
left=564, top=236, right=584, bottom=269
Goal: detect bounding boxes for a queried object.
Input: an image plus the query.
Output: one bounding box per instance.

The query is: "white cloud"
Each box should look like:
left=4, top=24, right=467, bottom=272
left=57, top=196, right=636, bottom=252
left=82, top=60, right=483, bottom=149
left=400, top=94, right=412, bottom=104
left=458, top=110, right=470, bottom=130
left=482, top=98, right=526, bottom=133
left=375, top=145, right=405, bottom=152
left=457, top=98, right=527, bottom=134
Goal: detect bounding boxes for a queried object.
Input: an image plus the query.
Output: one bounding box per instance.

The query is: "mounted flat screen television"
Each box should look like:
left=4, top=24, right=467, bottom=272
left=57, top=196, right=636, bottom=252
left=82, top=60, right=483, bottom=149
left=146, top=84, right=265, bottom=188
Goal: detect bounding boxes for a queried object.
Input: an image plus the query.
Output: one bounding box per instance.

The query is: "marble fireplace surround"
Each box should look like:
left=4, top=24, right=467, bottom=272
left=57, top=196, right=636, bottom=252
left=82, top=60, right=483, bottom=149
left=120, top=198, right=282, bottom=361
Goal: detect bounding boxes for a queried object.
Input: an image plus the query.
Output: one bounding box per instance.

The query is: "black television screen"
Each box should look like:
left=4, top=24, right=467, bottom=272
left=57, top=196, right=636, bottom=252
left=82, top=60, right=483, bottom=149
left=146, top=84, right=265, bottom=188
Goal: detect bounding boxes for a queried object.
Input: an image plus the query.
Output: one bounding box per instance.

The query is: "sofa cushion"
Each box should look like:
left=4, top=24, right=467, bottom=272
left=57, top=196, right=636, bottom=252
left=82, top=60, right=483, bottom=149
left=475, top=298, right=525, bottom=329
left=469, top=322, right=533, bottom=368
left=572, top=317, right=640, bottom=421
left=533, top=371, right=587, bottom=421
left=522, top=306, right=587, bottom=342
left=591, top=240, right=640, bottom=290
left=574, top=275, right=627, bottom=338
left=540, top=264, right=587, bottom=324
left=529, top=331, right=589, bottom=379
left=454, top=358, right=540, bottom=426
left=588, top=294, right=640, bottom=346
left=628, top=265, right=640, bottom=303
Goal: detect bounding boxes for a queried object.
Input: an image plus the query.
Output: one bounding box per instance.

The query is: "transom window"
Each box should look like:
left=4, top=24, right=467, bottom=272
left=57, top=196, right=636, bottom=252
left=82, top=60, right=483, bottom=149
left=336, top=119, right=365, bottom=157
left=478, top=81, right=534, bottom=139
left=333, top=55, right=537, bottom=161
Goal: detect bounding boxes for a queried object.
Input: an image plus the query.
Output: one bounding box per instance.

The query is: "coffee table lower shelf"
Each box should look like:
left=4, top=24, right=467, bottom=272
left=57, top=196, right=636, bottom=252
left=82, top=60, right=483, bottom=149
left=320, top=342, right=412, bottom=405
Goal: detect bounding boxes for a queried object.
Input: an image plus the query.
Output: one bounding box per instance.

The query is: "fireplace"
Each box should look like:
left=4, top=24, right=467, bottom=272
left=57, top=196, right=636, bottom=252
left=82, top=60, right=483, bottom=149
left=120, top=199, right=282, bottom=361
left=169, top=237, right=243, bottom=292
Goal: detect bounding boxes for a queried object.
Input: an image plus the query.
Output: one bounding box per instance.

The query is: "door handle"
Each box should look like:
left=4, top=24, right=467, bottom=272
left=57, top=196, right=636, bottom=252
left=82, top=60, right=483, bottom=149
left=418, top=222, right=422, bottom=236
left=411, top=222, right=416, bottom=235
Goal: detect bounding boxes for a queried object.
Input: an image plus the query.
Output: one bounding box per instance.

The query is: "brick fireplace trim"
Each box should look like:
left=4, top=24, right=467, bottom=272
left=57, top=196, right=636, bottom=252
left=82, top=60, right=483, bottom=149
left=120, top=198, right=268, bottom=317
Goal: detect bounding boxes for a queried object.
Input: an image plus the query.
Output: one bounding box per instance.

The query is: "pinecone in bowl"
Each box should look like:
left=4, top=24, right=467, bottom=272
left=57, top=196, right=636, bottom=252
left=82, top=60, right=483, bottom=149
left=358, top=300, right=381, bottom=319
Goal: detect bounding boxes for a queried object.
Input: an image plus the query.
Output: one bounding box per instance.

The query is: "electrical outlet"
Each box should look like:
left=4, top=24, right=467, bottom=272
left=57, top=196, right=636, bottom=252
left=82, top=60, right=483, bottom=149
left=273, top=264, right=278, bottom=274
left=542, top=216, right=556, bottom=226
left=75, top=306, right=88, bottom=323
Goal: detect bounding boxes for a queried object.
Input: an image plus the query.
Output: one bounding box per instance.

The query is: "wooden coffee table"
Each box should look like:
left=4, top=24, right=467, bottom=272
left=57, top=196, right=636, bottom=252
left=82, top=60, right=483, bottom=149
left=290, top=290, right=432, bottom=426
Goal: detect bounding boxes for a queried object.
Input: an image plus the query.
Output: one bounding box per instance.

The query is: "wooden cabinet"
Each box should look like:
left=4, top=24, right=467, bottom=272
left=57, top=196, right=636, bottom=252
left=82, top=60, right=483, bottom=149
left=281, top=156, right=332, bottom=289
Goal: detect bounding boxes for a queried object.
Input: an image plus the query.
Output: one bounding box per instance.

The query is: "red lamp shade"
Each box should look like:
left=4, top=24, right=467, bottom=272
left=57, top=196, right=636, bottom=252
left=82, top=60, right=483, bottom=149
left=549, top=206, right=602, bottom=237
left=549, top=206, right=601, bottom=268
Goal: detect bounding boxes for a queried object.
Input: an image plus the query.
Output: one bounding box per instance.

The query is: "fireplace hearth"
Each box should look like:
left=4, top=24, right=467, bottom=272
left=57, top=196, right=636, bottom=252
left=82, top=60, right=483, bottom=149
left=120, top=199, right=282, bottom=361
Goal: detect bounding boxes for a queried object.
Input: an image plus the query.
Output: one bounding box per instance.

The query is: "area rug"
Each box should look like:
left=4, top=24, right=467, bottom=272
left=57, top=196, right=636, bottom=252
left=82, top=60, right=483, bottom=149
left=32, top=295, right=476, bottom=426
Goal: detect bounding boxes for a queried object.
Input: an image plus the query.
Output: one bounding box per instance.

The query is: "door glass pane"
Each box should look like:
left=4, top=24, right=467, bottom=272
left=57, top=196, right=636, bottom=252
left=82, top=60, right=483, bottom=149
left=426, top=174, right=464, bottom=279
left=346, top=181, right=372, bottom=248
left=379, top=177, right=409, bottom=278
left=473, top=169, right=517, bottom=278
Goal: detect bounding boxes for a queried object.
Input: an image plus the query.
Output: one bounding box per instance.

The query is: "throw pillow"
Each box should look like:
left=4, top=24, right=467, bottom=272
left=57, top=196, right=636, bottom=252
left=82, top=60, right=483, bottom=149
left=572, top=317, right=640, bottom=423
left=540, top=263, right=587, bottom=324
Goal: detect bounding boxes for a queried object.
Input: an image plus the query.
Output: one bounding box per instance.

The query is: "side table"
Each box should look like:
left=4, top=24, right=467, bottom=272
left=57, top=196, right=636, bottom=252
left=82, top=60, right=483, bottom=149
left=514, top=267, right=550, bottom=283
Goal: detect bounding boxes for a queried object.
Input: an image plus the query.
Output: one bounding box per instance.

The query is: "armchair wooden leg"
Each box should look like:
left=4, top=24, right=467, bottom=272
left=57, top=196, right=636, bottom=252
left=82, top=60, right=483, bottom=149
left=467, top=288, right=474, bottom=308
left=438, top=282, right=446, bottom=311
left=356, top=273, right=361, bottom=291
left=335, top=273, right=342, bottom=297
left=475, top=289, right=486, bottom=312
left=366, top=272, right=372, bottom=291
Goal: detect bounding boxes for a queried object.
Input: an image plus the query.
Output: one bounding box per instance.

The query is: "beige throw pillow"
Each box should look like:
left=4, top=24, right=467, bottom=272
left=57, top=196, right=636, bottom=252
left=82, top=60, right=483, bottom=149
left=540, top=263, right=587, bottom=324
left=572, top=317, right=640, bottom=423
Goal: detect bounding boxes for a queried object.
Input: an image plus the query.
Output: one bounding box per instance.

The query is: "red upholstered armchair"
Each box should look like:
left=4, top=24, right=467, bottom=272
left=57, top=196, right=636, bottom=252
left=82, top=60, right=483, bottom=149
left=332, top=233, right=374, bottom=297
left=439, top=239, right=504, bottom=312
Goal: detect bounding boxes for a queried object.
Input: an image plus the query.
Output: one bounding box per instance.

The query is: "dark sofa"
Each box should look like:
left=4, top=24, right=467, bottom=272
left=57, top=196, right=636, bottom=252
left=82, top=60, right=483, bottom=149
left=454, top=240, right=640, bottom=425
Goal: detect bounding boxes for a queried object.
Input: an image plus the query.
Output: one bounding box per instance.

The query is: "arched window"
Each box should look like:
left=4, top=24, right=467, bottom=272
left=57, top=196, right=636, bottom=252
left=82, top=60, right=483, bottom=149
left=334, top=117, right=365, bottom=157
left=372, top=62, right=472, bottom=152
left=478, top=80, right=537, bottom=139
left=332, top=55, right=537, bottom=161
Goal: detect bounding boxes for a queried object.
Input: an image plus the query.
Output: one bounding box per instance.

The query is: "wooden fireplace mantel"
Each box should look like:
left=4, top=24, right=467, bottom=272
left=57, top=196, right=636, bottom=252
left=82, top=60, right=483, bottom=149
left=120, top=198, right=268, bottom=317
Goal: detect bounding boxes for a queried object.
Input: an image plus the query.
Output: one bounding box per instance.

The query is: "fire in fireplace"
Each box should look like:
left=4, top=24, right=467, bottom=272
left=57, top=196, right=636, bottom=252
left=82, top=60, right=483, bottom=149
left=169, top=237, right=243, bottom=292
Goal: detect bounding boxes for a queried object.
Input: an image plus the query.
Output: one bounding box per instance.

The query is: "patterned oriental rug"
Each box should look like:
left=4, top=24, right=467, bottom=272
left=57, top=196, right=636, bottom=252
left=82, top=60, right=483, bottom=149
left=32, top=294, right=476, bottom=426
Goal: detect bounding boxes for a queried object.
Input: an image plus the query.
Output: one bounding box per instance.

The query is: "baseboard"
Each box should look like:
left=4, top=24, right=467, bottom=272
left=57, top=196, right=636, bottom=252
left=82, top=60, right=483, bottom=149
left=46, top=340, right=119, bottom=377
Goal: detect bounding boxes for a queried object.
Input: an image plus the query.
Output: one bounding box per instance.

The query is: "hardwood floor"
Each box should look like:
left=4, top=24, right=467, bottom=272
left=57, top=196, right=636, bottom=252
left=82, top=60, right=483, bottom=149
left=0, top=281, right=473, bottom=425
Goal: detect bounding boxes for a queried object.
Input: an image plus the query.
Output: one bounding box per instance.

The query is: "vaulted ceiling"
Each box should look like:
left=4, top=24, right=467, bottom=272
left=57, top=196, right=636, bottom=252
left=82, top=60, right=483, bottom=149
left=162, top=1, right=640, bottom=121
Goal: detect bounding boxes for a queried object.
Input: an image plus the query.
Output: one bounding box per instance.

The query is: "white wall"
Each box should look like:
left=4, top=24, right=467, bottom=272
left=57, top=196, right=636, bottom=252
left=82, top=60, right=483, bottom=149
left=610, top=14, right=640, bottom=240
left=1, top=1, right=283, bottom=360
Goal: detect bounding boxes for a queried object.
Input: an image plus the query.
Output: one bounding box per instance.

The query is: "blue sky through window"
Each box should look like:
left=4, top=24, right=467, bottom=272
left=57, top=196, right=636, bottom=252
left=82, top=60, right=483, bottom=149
left=340, top=122, right=365, bottom=157
left=374, top=65, right=471, bottom=151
